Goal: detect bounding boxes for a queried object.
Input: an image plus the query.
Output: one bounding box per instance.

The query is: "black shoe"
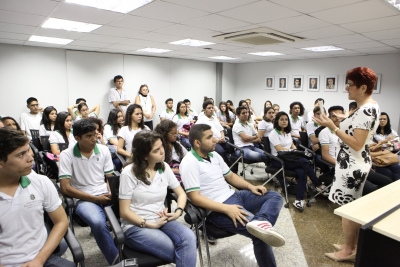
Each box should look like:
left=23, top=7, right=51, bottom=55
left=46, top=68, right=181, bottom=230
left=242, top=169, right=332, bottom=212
left=207, top=235, right=217, bottom=245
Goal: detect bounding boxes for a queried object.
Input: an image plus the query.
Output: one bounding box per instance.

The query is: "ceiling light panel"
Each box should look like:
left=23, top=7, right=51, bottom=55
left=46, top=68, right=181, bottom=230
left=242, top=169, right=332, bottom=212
left=170, top=38, right=215, bottom=47
left=209, top=56, right=239, bottom=60
left=248, top=52, right=284, bottom=56
left=42, top=18, right=102, bottom=32
left=302, top=46, right=344, bottom=52
left=65, top=0, right=152, bottom=14
left=29, top=35, right=73, bottom=45
left=137, top=48, right=172, bottom=53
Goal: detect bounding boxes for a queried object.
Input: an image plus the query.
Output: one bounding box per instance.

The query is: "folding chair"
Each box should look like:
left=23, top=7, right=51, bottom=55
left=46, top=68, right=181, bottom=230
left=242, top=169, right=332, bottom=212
left=307, top=157, right=335, bottom=206
left=29, top=142, right=47, bottom=175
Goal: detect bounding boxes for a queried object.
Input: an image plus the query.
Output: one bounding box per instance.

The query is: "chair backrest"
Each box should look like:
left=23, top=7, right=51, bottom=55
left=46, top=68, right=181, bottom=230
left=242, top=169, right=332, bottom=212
left=299, top=132, right=309, bottom=148
left=225, top=128, right=236, bottom=154
left=107, top=175, right=120, bottom=218
left=30, top=129, right=43, bottom=151
left=40, top=136, right=50, bottom=151
left=262, top=137, right=272, bottom=165
left=29, top=143, right=40, bottom=173
left=58, top=143, right=68, bottom=152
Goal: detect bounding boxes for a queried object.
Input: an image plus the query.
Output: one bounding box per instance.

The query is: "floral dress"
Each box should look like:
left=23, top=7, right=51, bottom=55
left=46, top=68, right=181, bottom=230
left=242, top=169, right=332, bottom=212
left=329, top=102, right=380, bottom=205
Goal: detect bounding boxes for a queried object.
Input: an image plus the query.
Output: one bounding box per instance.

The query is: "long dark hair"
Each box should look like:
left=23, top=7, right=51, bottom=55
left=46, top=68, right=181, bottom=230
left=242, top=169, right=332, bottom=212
left=77, top=102, right=88, bottom=112
left=1, top=117, right=21, bottom=131
left=127, top=131, right=165, bottom=185
left=41, top=106, right=57, bottom=131
left=54, top=112, right=71, bottom=144
left=219, top=101, right=232, bottom=123
left=377, top=112, right=392, bottom=135
left=264, top=100, right=272, bottom=114
left=124, top=104, right=145, bottom=130
left=154, top=120, right=185, bottom=163
left=273, top=111, right=291, bottom=134
left=175, top=101, right=188, bottom=116
left=106, top=109, right=123, bottom=135
left=226, top=100, right=234, bottom=113
left=263, top=106, right=274, bottom=123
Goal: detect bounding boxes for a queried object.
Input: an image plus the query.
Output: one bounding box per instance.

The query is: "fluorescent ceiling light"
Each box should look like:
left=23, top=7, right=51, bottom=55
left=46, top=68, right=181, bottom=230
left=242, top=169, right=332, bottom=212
left=248, top=52, right=284, bottom=56
left=137, top=48, right=172, bottom=53
left=42, top=18, right=102, bottom=33
left=170, top=39, right=215, bottom=47
left=29, top=35, right=73, bottom=45
left=387, top=0, right=400, bottom=10
left=302, top=46, right=344, bottom=52
left=209, top=56, right=239, bottom=60
left=65, top=0, right=152, bottom=14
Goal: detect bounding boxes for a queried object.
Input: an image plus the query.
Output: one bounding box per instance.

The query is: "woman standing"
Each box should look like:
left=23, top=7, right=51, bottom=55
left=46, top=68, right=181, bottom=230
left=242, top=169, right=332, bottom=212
left=49, top=112, right=75, bottom=154
left=172, top=101, right=192, bottom=149
left=39, top=106, right=57, bottom=136
left=119, top=131, right=196, bottom=267
left=314, top=67, right=380, bottom=262
left=217, top=101, right=235, bottom=129
left=135, top=84, right=156, bottom=130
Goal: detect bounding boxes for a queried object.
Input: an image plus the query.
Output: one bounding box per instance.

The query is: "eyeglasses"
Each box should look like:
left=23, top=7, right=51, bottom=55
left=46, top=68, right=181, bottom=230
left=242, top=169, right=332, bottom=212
left=346, top=83, right=355, bottom=87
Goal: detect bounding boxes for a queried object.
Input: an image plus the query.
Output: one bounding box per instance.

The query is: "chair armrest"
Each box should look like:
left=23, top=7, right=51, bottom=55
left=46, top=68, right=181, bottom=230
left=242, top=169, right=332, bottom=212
left=299, top=144, right=315, bottom=157
left=63, top=196, right=75, bottom=209
left=104, top=206, right=125, bottom=246
left=64, top=227, right=85, bottom=263
left=116, top=153, right=126, bottom=166
left=263, top=151, right=284, bottom=165
left=318, top=157, right=335, bottom=169
left=225, top=141, right=243, bottom=152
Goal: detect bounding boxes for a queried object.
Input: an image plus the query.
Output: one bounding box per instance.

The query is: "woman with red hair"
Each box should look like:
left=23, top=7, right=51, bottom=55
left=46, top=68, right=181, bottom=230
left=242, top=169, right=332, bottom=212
left=314, top=67, right=380, bottom=262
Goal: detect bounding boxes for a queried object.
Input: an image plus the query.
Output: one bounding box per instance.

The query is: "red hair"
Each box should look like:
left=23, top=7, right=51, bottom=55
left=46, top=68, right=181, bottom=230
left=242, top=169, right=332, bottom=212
left=346, top=67, right=377, bottom=95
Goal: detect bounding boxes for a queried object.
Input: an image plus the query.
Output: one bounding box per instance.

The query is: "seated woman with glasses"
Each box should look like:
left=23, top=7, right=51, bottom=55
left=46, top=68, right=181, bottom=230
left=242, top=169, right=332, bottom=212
left=372, top=112, right=399, bottom=145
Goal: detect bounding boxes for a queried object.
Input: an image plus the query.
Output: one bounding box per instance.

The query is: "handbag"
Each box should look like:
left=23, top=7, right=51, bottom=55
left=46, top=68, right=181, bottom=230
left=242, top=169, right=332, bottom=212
left=371, top=150, right=399, bottom=167
left=277, top=149, right=312, bottom=162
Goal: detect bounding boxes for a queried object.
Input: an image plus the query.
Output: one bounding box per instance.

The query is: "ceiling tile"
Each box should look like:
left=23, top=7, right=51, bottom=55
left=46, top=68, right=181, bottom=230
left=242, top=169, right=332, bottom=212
left=340, top=41, right=387, bottom=50
left=0, top=31, right=29, bottom=40
left=51, top=2, right=124, bottom=25
left=340, top=15, right=400, bottom=33
left=24, top=41, right=65, bottom=48
left=119, top=38, right=163, bottom=47
left=380, top=38, right=400, bottom=46
left=363, top=28, right=400, bottom=40
left=219, top=1, right=301, bottom=24
left=33, top=27, right=85, bottom=39
left=269, top=0, right=362, bottom=14
left=0, top=22, right=37, bottom=34
left=79, top=33, right=128, bottom=44
left=296, top=25, right=354, bottom=39
left=318, top=34, right=373, bottom=45
left=135, top=32, right=185, bottom=43
left=163, top=0, right=257, bottom=13
left=0, top=38, right=24, bottom=45
left=92, top=26, right=147, bottom=38
left=310, top=1, right=398, bottom=25
left=281, top=40, right=329, bottom=49
left=0, top=0, right=58, bottom=16
left=104, top=44, right=143, bottom=51
left=184, top=14, right=251, bottom=31
left=0, top=10, right=45, bottom=26
left=154, top=24, right=214, bottom=37
left=129, top=1, right=208, bottom=23
left=354, top=46, right=399, bottom=54
left=259, top=15, right=330, bottom=34
left=68, top=40, right=111, bottom=48
left=64, top=45, right=99, bottom=51
left=109, top=15, right=173, bottom=31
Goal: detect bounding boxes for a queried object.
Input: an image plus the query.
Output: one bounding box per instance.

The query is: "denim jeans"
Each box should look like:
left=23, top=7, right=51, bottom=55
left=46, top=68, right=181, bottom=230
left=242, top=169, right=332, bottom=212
left=271, top=158, right=321, bottom=200
left=180, top=137, right=192, bottom=150
left=124, top=220, right=197, bottom=267
left=375, top=164, right=400, bottom=181
left=75, top=200, right=118, bottom=265
left=235, top=145, right=267, bottom=162
left=215, top=142, right=231, bottom=165
left=44, top=254, right=76, bottom=267
left=207, top=190, right=283, bottom=267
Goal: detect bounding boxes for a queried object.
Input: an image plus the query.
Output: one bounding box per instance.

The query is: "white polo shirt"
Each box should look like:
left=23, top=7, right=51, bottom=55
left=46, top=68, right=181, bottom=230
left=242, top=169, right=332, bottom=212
left=39, top=124, right=54, bottom=136
left=289, top=115, right=303, bottom=136
left=118, top=125, right=150, bottom=152
left=373, top=129, right=399, bottom=142
left=0, top=172, right=61, bottom=267
left=180, top=150, right=234, bottom=204
left=172, top=142, right=188, bottom=162
left=49, top=130, right=76, bottom=148
left=306, top=121, right=320, bottom=147
left=109, top=87, right=130, bottom=114
left=258, top=120, right=273, bottom=137
left=20, top=112, right=42, bottom=140
left=216, top=110, right=235, bottom=123
left=269, top=129, right=293, bottom=156
left=59, top=143, right=114, bottom=197
left=232, top=120, right=257, bottom=147
left=159, top=109, right=175, bottom=121
left=119, top=162, right=180, bottom=232
left=196, top=115, right=224, bottom=139
left=73, top=112, right=97, bottom=122
left=103, top=124, right=119, bottom=142
left=319, top=127, right=339, bottom=158
left=172, top=114, right=192, bottom=131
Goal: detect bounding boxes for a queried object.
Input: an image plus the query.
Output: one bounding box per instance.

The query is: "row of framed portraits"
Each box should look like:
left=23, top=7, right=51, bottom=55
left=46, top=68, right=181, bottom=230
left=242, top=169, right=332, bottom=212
left=265, top=74, right=382, bottom=94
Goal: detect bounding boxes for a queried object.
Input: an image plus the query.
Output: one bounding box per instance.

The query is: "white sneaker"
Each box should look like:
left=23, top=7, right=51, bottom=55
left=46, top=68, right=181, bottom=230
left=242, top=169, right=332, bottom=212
left=246, top=221, right=286, bottom=247
left=292, top=200, right=304, bottom=212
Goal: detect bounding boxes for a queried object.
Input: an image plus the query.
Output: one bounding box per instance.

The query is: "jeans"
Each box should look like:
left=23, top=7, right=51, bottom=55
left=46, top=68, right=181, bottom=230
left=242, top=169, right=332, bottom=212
left=207, top=190, right=283, bottom=267
left=124, top=220, right=197, bottom=267
left=215, top=142, right=231, bottom=165
left=75, top=200, right=118, bottom=265
left=235, top=145, right=267, bottom=162
left=375, top=164, right=400, bottom=181
left=112, top=156, right=123, bottom=172
left=271, top=158, right=321, bottom=200
left=179, top=137, right=192, bottom=150
left=44, top=254, right=75, bottom=267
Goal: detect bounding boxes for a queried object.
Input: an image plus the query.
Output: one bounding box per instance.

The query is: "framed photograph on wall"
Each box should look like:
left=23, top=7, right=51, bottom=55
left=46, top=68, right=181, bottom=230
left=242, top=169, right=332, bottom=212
left=372, top=74, right=382, bottom=94
left=277, top=76, right=288, bottom=91
left=343, top=75, right=348, bottom=93
left=265, top=76, right=274, bottom=90
left=292, top=75, right=303, bottom=91
left=307, top=75, right=319, bottom=92
left=324, top=75, right=338, bottom=92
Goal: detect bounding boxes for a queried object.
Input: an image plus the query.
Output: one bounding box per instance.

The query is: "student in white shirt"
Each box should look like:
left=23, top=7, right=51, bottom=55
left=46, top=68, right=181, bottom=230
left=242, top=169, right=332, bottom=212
left=217, top=101, right=235, bottom=129
left=306, top=106, right=323, bottom=151
left=289, top=101, right=305, bottom=139
left=117, top=104, right=150, bottom=158
left=373, top=112, right=399, bottom=144
left=226, top=100, right=235, bottom=114
left=256, top=100, right=273, bottom=121
left=39, top=106, right=57, bottom=136
left=307, top=98, right=325, bottom=122
left=183, top=99, right=198, bottom=118
left=172, top=101, right=193, bottom=149
left=2, top=116, right=22, bottom=131
left=109, top=75, right=131, bottom=116
left=135, top=84, right=156, bottom=130
left=238, top=100, right=257, bottom=129
left=104, top=109, right=124, bottom=171
left=0, top=128, right=74, bottom=267
left=49, top=112, right=76, bottom=154
left=160, top=98, right=175, bottom=121
left=119, top=131, right=196, bottom=267
left=87, top=117, right=106, bottom=145
left=20, top=97, right=43, bottom=140
left=258, top=106, right=275, bottom=139
left=68, top=102, right=100, bottom=122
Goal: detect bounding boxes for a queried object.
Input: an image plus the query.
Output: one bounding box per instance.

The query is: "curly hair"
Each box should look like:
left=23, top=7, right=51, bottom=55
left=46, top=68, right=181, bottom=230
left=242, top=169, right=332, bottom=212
left=124, top=104, right=145, bottom=130
left=289, top=101, right=305, bottom=116
left=154, top=120, right=185, bottom=163
left=86, top=117, right=104, bottom=134
left=346, top=67, right=377, bottom=95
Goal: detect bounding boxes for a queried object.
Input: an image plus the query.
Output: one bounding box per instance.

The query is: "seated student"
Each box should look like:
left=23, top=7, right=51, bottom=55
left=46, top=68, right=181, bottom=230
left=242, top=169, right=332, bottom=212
left=216, top=101, right=235, bottom=129
left=256, top=100, right=273, bottom=121
left=289, top=101, right=306, bottom=139
left=232, top=106, right=266, bottom=163
left=272, top=104, right=280, bottom=114
left=183, top=98, right=198, bottom=117
left=20, top=97, right=43, bottom=140
left=0, top=128, right=74, bottom=267
left=119, top=131, right=196, bottom=267
left=373, top=112, right=399, bottom=144
left=68, top=102, right=100, bottom=122
left=160, top=98, right=175, bottom=121
left=109, top=75, right=130, bottom=116
left=2, top=116, right=22, bottom=131
left=154, top=120, right=188, bottom=182
left=239, top=100, right=257, bottom=128
left=87, top=117, right=106, bottom=145
left=39, top=106, right=57, bottom=136
left=269, top=111, right=326, bottom=211
left=67, top=98, right=86, bottom=118
left=104, top=109, right=124, bottom=172
left=319, top=106, right=392, bottom=193
left=196, top=100, right=230, bottom=165
left=117, top=104, right=150, bottom=158
left=306, top=106, right=323, bottom=151
left=307, top=98, right=324, bottom=122
left=172, top=101, right=193, bottom=149
left=49, top=112, right=76, bottom=155
left=59, top=120, right=118, bottom=264
left=226, top=100, right=235, bottom=114
left=180, top=124, right=285, bottom=267
left=258, top=106, right=275, bottom=139
left=347, top=101, right=357, bottom=116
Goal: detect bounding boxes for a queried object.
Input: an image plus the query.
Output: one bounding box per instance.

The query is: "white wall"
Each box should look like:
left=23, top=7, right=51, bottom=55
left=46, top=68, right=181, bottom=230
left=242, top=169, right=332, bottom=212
left=232, top=53, right=400, bottom=131
left=222, top=63, right=236, bottom=103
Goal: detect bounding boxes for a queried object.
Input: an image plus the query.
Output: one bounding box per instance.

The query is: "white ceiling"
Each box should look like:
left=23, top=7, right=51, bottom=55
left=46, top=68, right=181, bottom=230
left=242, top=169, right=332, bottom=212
left=0, top=0, right=399, bottom=63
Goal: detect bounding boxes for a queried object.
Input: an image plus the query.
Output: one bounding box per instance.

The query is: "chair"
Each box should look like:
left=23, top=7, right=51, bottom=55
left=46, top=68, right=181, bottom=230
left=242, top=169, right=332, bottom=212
left=41, top=135, right=51, bottom=152
left=30, top=129, right=43, bottom=151
left=58, top=142, right=68, bottom=152
left=29, top=143, right=47, bottom=175
left=307, top=157, right=335, bottom=206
